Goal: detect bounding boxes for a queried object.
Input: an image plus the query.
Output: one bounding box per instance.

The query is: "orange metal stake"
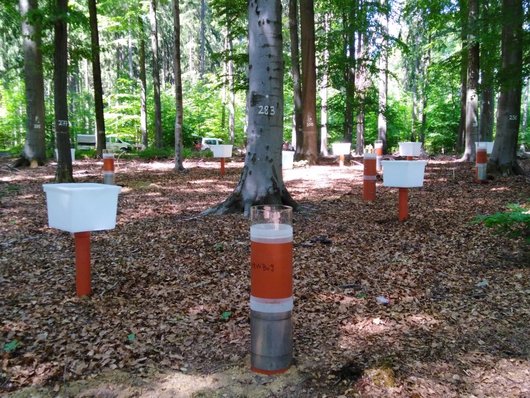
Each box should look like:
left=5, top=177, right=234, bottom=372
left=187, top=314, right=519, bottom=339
left=74, top=231, right=91, bottom=297
left=220, top=158, right=225, bottom=177
left=363, top=154, right=377, bottom=201
left=398, top=188, right=409, bottom=222
left=339, top=154, right=345, bottom=167
left=406, top=156, right=413, bottom=160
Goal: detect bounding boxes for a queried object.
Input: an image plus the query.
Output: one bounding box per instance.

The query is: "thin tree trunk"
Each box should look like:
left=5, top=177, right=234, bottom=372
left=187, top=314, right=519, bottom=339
left=149, top=0, right=163, bottom=149
left=199, top=0, right=206, bottom=79
left=343, top=9, right=355, bottom=145
left=227, top=34, right=236, bottom=145
left=489, top=0, right=523, bottom=175
left=19, top=0, right=46, bottom=166
left=320, top=13, right=329, bottom=157
left=377, top=0, right=388, bottom=152
left=289, top=0, right=303, bottom=155
left=88, top=0, right=106, bottom=157
left=138, top=16, right=148, bottom=149
left=172, top=0, right=185, bottom=171
left=300, top=0, right=318, bottom=164
left=54, top=0, right=73, bottom=182
left=457, top=0, right=467, bottom=152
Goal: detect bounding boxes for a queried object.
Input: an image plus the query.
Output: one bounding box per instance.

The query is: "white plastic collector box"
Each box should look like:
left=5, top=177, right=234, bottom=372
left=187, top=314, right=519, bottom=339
left=381, top=160, right=428, bottom=188
left=43, top=183, right=121, bottom=233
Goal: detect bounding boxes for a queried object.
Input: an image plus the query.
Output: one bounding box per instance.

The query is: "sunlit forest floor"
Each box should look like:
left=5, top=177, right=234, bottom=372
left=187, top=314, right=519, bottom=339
left=1, top=155, right=529, bottom=397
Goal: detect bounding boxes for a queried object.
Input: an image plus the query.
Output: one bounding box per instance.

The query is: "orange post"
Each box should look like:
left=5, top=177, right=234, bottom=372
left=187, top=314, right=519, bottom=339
left=339, top=154, right=345, bottom=167
left=102, top=153, right=115, bottom=185
left=363, top=154, right=377, bottom=201
left=220, top=158, right=225, bottom=177
left=406, top=156, right=413, bottom=160
left=74, top=232, right=91, bottom=297
left=375, top=141, right=383, bottom=171
left=476, top=148, right=487, bottom=181
left=398, top=188, right=409, bottom=222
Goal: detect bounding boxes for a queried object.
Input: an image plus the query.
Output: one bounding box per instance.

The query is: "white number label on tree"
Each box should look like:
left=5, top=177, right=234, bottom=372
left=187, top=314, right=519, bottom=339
left=258, top=105, right=275, bottom=116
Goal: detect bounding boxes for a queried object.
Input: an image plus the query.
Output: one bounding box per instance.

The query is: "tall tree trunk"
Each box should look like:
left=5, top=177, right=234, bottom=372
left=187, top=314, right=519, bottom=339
left=205, top=0, right=296, bottom=216
left=320, top=13, right=329, bottom=157
left=199, top=0, right=206, bottom=79
left=19, top=0, right=46, bottom=166
left=355, top=31, right=367, bottom=155
left=461, top=0, right=479, bottom=161
left=172, top=0, right=185, bottom=171
left=289, top=0, right=303, bottom=156
left=149, top=0, right=163, bottom=149
left=300, top=0, right=318, bottom=164
left=480, top=87, right=494, bottom=141
left=138, top=16, right=148, bottom=149
left=88, top=0, right=106, bottom=157
left=54, top=0, right=73, bottom=182
left=377, top=0, right=388, bottom=152
left=489, top=0, right=523, bottom=175
left=343, top=9, right=355, bottom=145
left=128, top=28, right=134, bottom=79
left=522, top=78, right=529, bottom=139
left=479, top=0, right=496, bottom=143
left=227, top=34, right=236, bottom=145
left=457, top=0, right=468, bottom=152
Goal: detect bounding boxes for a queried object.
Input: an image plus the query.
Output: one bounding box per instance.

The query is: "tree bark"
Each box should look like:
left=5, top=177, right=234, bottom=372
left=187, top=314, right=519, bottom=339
left=172, top=0, right=185, bottom=171
left=288, top=0, right=303, bottom=156
left=204, top=0, right=296, bottom=216
left=300, top=0, right=318, bottom=164
left=19, top=0, right=46, bottom=166
left=457, top=0, right=467, bottom=152
left=54, top=0, right=73, bottom=182
left=199, top=0, right=206, bottom=79
left=149, top=0, right=163, bottom=149
left=377, top=0, right=388, bottom=152
left=319, top=13, right=329, bottom=157
left=460, top=0, right=479, bottom=161
left=489, top=0, right=523, bottom=175
left=138, top=16, right=148, bottom=149
left=343, top=8, right=355, bottom=145
left=88, top=0, right=106, bottom=157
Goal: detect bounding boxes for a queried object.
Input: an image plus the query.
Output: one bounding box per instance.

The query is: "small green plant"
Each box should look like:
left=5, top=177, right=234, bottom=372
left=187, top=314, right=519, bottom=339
left=473, top=203, right=530, bottom=243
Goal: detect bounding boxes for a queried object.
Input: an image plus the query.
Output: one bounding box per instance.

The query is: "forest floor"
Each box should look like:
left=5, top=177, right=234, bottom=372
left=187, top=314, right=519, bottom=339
left=0, top=155, right=529, bottom=398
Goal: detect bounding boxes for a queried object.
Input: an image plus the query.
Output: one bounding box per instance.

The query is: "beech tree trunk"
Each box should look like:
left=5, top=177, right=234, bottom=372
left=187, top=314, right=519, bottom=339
left=138, top=16, right=148, bottom=149
left=149, top=0, right=163, bottom=149
left=320, top=13, right=329, bottom=157
left=19, top=0, right=46, bottom=167
left=204, top=0, right=296, bottom=216
left=54, top=0, right=73, bottom=182
left=461, top=0, right=479, bottom=161
left=343, top=9, right=355, bottom=145
left=489, top=0, right=523, bottom=175
left=377, top=0, right=388, bottom=152
left=289, top=0, right=303, bottom=156
left=88, top=0, right=106, bottom=157
left=300, top=0, right=318, bottom=164
left=172, top=0, right=184, bottom=171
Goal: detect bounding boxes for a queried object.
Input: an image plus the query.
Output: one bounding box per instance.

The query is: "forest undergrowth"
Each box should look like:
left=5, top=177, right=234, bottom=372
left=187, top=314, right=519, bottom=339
left=1, top=156, right=529, bottom=397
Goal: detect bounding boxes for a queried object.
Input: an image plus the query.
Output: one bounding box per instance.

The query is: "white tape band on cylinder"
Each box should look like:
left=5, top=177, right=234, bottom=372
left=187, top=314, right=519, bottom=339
left=250, top=296, right=294, bottom=312
left=363, top=175, right=377, bottom=180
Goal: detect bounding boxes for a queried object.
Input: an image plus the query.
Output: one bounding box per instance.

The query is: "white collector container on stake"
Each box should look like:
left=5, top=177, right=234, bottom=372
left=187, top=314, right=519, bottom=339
left=332, top=143, right=351, bottom=167
left=43, top=183, right=121, bottom=297
left=398, top=142, right=422, bottom=158
left=210, top=144, right=233, bottom=177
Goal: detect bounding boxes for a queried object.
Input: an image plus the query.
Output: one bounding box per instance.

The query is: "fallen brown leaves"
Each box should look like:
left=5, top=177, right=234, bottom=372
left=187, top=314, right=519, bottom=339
left=0, top=156, right=529, bottom=397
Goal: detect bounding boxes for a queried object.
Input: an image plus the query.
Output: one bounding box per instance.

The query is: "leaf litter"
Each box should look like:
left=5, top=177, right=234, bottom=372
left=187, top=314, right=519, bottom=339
left=0, top=156, right=529, bottom=397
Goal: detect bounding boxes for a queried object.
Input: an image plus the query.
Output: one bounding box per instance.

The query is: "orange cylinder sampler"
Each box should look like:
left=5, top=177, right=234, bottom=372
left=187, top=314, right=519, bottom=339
left=476, top=148, right=487, bottom=181
left=363, top=154, right=377, bottom=201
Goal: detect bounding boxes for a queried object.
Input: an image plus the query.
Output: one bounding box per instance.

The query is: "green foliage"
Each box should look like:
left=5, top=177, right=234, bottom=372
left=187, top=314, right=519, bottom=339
left=473, top=203, right=530, bottom=243
left=137, top=147, right=175, bottom=160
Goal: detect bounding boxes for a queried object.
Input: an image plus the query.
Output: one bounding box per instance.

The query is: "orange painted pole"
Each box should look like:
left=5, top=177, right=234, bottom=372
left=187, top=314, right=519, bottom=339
left=398, top=188, right=409, bottom=222
left=406, top=156, right=413, bottom=160
left=375, top=141, right=383, bottom=172
left=102, top=153, right=115, bottom=185
left=220, top=158, right=225, bottom=177
left=476, top=147, right=487, bottom=182
left=74, top=232, right=91, bottom=297
left=339, top=154, right=345, bottom=167
left=363, top=154, right=377, bottom=201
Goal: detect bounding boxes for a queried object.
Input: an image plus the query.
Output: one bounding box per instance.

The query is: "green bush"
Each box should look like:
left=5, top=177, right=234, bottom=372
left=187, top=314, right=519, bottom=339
left=138, top=147, right=175, bottom=160
left=473, top=203, right=530, bottom=243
